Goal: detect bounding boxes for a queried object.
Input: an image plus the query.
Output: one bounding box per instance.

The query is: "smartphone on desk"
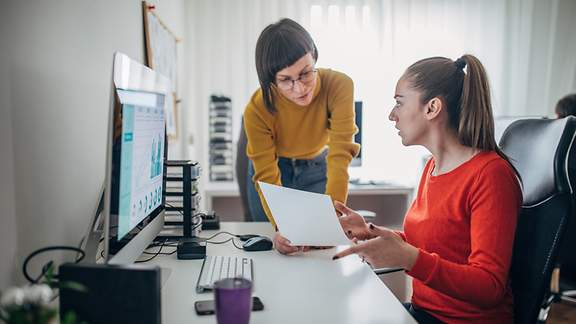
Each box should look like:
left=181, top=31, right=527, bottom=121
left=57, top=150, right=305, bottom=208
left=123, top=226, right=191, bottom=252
left=194, top=296, right=264, bottom=315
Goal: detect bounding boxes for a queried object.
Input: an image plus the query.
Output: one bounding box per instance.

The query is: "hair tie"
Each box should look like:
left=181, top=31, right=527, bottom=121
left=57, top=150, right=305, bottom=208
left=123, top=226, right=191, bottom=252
left=455, top=57, right=466, bottom=70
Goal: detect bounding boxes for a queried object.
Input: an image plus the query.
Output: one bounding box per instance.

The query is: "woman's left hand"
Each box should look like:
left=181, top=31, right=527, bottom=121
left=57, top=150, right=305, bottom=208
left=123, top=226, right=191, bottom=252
left=332, top=224, right=419, bottom=270
left=335, top=201, right=374, bottom=241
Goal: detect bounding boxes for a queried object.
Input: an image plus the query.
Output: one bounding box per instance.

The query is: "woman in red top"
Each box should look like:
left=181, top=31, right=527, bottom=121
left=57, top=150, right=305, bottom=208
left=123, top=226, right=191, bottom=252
left=334, top=55, right=522, bottom=323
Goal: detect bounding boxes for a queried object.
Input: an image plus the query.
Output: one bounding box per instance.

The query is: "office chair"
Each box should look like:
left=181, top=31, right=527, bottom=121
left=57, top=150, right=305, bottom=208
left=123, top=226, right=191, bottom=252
left=235, top=119, right=251, bottom=221
left=499, top=116, right=576, bottom=324
left=549, top=124, right=576, bottom=307
left=551, top=218, right=576, bottom=305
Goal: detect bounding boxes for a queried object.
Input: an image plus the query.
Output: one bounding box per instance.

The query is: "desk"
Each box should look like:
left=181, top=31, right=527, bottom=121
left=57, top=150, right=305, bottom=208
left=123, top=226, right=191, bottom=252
left=149, top=222, right=416, bottom=324
left=204, top=182, right=414, bottom=229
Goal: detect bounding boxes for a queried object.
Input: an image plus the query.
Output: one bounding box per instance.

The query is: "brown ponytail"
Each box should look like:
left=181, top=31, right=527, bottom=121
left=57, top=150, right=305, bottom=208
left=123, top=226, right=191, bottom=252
left=458, top=54, right=496, bottom=151
left=457, top=55, right=516, bottom=169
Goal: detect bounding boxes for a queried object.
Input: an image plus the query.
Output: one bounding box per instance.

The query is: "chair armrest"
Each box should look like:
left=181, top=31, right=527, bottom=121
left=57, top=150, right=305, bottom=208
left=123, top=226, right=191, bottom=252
left=373, top=267, right=404, bottom=275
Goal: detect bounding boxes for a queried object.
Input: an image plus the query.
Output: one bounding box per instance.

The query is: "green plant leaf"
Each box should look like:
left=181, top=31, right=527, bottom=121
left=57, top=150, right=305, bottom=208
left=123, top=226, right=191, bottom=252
left=61, top=310, right=78, bottom=324
left=59, top=281, right=87, bottom=293
left=41, top=264, right=56, bottom=288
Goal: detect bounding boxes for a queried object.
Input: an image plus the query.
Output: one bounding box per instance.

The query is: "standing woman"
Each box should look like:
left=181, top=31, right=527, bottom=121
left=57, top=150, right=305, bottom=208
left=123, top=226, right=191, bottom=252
left=244, top=18, right=360, bottom=254
left=335, top=55, right=522, bottom=323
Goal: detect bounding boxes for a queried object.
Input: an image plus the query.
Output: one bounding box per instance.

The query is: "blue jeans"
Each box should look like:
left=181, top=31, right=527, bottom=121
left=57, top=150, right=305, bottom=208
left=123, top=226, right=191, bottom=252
left=247, top=150, right=328, bottom=222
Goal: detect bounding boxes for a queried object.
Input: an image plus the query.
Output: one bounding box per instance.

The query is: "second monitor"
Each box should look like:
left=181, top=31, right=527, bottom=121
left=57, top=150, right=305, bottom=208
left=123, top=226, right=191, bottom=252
left=351, top=101, right=363, bottom=167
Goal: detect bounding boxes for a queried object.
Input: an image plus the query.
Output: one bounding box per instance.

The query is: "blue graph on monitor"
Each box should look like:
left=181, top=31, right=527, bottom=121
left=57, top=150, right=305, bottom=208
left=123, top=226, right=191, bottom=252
left=150, top=135, right=162, bottom=178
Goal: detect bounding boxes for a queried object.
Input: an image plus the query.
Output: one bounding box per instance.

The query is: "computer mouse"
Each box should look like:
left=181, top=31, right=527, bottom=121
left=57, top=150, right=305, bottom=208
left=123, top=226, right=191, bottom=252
left=242, top=236, right=273, bottom=252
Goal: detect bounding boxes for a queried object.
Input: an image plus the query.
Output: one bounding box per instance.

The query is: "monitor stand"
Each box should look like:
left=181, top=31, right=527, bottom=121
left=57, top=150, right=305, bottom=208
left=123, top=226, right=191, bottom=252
left=81, top=184, right=171, bottom=284
left=80, top=183, right=105, bottom=264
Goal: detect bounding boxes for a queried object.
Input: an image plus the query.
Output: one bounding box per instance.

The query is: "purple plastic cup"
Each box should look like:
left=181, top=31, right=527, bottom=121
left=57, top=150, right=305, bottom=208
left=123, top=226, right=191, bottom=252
left=214, top=278, right=253, bottom=324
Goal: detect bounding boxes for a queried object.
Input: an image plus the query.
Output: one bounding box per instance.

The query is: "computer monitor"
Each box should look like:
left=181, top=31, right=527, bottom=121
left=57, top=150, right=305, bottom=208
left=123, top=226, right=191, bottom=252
left=350, top=101, right=363, bottom=167
left=102, top=52, right=171, bottom=264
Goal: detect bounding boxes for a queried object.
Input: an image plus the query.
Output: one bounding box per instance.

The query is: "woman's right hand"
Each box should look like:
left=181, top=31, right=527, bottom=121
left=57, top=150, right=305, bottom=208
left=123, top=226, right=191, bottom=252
left=335, top=201, right=375, bottom=241
left=273, top=232, right=301, bottom=255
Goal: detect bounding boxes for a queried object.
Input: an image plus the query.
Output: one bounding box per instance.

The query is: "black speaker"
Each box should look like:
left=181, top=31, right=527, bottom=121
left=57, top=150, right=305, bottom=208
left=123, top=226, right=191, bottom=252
left=59, top=263, right=161, bottom=324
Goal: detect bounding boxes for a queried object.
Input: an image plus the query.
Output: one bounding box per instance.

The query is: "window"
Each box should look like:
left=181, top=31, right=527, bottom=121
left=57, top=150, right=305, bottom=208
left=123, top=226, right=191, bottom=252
left=308, top=1, right=504, bottom=184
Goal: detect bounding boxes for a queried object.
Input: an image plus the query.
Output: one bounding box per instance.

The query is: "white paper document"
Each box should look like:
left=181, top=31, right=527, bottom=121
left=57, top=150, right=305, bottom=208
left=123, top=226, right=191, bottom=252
left=258, top=181, right=351, bottom=246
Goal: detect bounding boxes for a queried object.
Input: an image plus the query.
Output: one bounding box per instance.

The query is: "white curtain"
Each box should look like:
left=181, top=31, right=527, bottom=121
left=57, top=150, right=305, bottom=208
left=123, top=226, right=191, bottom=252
left=186, top=0, right=576, bottom=185
left=503, top=0, right=576, bottom=116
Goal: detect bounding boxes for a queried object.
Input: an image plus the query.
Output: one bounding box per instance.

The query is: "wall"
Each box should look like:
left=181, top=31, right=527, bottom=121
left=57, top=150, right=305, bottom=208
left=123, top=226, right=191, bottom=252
left=3, top=0, right=187, bottom=287
left=0, top=3, right=18, bottom=291
left=544, top=0, right=576, bottom=113
left=503, top=0, right=576, bottom=116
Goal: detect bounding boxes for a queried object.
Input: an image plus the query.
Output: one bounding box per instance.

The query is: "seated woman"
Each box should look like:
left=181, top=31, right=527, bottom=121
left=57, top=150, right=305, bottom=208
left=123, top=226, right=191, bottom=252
left=334, top=55, right=522, bottom=324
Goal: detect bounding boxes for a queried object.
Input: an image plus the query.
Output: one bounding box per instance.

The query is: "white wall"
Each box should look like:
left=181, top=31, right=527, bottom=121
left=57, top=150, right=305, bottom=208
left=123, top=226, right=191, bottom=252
left=503, top=0, right=576, bottom=116
left=0, top=3, right=18, bottom=291
left=3, top=0, right=187, bottom=287
left=543, top=0, right=576, bottom=113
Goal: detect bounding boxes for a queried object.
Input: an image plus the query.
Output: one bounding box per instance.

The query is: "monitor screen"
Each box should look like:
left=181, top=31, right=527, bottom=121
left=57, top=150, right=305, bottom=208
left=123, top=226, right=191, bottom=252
left=112, top=89, right=165, bottom=240
left=107, top=89, right=166, bottom=255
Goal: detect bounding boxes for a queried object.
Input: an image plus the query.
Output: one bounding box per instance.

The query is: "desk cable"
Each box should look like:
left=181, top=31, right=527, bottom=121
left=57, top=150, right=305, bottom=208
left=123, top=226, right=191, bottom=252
left=21, top=245, right=87, bottom=304
left=136, top=231, right=251, bottom=263
left=164, top=202, right=203, bottom=233
left=197, top=231, right=268, bottom=250
left=22, top=246, right=85, bottom=285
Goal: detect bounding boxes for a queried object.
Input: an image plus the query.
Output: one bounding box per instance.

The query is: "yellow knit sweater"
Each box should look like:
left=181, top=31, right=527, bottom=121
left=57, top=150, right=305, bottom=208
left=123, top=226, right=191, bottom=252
left=243, top=68, right=360, bottom=226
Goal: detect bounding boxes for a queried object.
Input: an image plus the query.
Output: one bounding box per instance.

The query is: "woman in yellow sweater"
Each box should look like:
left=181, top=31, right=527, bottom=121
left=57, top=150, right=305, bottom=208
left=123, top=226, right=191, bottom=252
left=244, top=18, right=360, bottom=254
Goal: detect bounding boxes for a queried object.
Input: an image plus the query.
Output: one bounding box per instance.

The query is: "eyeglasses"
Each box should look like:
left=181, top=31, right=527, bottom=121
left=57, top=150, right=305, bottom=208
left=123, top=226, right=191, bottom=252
left=275, top=69, right=318, bottom=91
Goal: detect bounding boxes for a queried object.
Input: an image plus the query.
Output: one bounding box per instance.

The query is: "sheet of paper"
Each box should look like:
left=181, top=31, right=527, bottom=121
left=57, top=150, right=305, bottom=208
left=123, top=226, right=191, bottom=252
left=258, top=181, right=351, bottom=246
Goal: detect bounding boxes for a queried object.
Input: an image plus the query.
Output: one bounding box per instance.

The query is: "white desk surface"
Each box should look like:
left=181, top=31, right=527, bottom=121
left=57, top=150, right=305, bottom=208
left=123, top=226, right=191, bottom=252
left=149, top=222, right=416, bottom=324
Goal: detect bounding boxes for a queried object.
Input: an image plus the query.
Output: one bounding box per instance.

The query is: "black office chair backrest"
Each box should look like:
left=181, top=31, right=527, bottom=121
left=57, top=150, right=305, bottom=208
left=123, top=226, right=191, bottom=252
left=499, top=116, right=576, bottom=324
left=559, top=133, right=576, bottom=283
left=235, top=119, right=251, bottom=221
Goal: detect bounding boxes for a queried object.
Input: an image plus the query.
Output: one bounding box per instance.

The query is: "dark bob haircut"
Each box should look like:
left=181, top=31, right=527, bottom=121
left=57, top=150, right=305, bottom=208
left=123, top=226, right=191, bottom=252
left=255, top=18, right=318, bottom=113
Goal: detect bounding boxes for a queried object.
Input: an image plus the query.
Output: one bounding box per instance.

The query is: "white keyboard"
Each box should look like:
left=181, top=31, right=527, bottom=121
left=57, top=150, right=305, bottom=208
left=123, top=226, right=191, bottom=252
left=196, top=255, right=253, bottom=293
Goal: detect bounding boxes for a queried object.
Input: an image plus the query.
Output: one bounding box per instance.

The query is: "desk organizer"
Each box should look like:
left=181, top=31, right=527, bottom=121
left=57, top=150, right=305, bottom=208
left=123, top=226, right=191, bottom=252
left=162, top=160, right=202, bottom=238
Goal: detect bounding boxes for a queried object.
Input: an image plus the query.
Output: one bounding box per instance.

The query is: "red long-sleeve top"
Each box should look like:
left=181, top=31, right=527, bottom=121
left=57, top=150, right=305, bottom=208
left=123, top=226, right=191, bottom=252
left=401, top=151, right=521, bottom=323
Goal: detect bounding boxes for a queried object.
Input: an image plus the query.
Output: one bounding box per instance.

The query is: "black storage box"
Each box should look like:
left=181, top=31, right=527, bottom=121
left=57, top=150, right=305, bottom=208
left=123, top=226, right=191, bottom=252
left=59, top=263, right=161, bottom=324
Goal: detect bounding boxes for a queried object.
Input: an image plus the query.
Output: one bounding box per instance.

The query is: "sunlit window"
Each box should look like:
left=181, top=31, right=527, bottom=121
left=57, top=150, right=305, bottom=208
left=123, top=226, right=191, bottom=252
left=310, top=3, right=426, bottom=185
left=308, top=2, right=503, bottom=185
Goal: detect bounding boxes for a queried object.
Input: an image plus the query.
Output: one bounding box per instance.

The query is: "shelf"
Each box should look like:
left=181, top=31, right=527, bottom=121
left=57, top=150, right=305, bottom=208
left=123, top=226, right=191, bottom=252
left=209, top=95, right=234, bottom=182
